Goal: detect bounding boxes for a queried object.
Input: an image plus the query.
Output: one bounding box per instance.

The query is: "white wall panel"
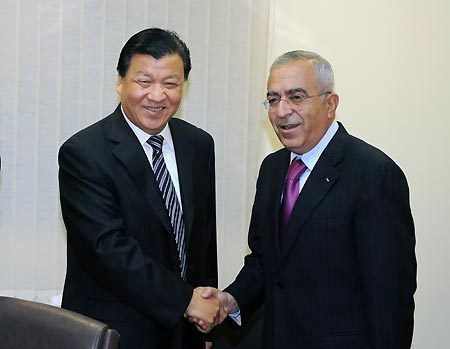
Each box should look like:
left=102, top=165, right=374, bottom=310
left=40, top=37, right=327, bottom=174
left=0, top=0, right=270, bottom=302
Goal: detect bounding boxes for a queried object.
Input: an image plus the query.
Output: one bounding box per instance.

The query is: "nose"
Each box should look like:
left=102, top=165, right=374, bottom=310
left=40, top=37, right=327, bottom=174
left=146, top=84, right=166, bottom=102
left=275, top=98, right=293, bottom=118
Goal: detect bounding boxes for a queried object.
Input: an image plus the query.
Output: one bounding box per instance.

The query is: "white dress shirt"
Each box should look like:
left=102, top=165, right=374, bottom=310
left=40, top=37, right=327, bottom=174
left=121, top=107, right=183, bottom=209
left=290, top=120, right=339, bottom=190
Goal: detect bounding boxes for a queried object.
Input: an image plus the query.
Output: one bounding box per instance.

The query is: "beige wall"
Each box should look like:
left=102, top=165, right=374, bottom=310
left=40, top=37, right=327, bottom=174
left=267, top=0, right=450, bottom=347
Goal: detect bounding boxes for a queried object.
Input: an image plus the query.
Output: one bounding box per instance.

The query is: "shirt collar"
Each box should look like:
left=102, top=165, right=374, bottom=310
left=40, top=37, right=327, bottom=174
left=291, top=120, right=339, bottom=170
left=121, top=105, right=175, bottom=151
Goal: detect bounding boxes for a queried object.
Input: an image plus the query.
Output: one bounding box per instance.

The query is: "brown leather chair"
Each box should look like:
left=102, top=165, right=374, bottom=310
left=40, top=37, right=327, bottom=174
left=0, top=296, right=120, bottom=349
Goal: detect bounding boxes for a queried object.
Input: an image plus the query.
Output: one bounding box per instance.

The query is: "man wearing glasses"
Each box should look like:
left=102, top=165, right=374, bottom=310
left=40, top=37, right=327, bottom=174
left=194, top=50, right=416, bottom=349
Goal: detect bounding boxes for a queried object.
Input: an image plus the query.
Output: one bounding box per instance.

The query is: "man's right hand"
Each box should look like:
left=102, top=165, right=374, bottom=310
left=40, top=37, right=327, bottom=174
left=187, top=287, right=239, bottom=332
left=184, top=287, right=221, bottom=333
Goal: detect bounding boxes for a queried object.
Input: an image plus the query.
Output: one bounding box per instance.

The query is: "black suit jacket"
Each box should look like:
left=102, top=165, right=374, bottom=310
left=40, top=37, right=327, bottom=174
left=59, top=105, right=217, bottom=349
left=226, top=123, right=416, bottom=349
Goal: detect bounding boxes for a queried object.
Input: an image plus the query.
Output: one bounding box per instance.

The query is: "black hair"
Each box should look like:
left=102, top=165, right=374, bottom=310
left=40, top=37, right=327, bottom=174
left=116, top=28, right=191, bottom=80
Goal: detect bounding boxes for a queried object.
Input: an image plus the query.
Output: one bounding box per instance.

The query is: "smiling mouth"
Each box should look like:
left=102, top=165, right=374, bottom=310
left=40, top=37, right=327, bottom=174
left=144, top=106, right=165, bottom=112
left=279, top=123, right=300, bottom=130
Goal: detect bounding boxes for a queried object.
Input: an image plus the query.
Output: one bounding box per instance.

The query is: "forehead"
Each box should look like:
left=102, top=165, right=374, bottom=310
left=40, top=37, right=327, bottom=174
left=267, top=60, right=316, bottom=94
left=128, top=53, right=184, bottom=77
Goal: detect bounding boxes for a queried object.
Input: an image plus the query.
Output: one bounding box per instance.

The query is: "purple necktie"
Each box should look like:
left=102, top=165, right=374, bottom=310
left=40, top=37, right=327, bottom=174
left=279, top=158, right=307, bottom=234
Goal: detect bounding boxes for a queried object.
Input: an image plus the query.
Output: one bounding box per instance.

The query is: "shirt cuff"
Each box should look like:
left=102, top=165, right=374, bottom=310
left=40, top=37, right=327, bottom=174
left=228, top=309, right=242, bottom=326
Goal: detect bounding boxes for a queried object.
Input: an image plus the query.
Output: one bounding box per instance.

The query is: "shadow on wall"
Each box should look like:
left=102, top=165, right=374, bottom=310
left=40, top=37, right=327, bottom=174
left=212, top=305, right=264, bottom=349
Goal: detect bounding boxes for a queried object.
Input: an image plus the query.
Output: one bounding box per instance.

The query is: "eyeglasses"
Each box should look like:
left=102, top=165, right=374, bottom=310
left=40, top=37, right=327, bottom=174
left=263, top=92, right=331, bottom=111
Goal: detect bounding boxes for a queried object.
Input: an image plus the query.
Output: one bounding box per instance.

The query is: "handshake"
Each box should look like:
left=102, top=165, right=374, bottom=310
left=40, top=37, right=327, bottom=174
left=184, top=287, right=239, bottom=333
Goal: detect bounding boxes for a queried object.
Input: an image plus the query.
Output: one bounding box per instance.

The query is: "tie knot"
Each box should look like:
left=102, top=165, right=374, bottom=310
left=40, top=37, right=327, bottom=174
left=147, top=135, right=164, bottom=153
left=286, top=158, right=307, bottom=181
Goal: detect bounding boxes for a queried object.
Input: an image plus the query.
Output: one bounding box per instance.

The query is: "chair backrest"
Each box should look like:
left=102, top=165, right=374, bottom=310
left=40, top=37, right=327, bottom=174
left=0, top=296, right=120, bottom=349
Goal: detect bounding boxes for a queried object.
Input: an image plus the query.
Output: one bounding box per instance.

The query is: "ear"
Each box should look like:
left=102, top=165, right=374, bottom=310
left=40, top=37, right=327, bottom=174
left=327, top=93, right=339, bottom=118
left=116, top=76, right=123, bottom=95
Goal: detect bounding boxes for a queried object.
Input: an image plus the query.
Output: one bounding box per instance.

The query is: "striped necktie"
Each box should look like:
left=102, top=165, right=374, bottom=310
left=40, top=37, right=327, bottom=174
left=147, top=135, right=186, bottom=279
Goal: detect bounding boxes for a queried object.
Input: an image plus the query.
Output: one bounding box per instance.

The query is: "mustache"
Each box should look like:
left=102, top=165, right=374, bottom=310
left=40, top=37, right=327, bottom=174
left=277, top=120, right=303, bottom=127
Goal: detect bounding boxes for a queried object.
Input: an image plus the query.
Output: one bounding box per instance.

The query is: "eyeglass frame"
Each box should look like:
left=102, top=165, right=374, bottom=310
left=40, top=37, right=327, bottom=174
left=262, top=91, right=331, bottom=111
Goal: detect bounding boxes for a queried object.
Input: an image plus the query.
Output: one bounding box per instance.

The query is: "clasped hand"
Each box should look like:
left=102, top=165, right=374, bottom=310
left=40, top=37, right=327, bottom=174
left=184, top=287, right=236, bottom=333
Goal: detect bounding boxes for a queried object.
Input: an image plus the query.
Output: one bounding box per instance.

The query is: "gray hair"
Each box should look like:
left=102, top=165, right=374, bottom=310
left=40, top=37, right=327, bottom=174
left=271, top=50, right=335, bottom=93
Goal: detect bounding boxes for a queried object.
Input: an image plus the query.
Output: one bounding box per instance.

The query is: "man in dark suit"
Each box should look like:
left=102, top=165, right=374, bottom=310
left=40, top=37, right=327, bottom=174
left=59, top=28, right=220, bottom=349
left=197, top=50, right=416, bottom=348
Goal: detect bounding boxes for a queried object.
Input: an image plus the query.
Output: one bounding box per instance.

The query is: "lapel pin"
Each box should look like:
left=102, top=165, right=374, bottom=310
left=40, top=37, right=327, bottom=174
left=326, top=177, right=330, bottom=182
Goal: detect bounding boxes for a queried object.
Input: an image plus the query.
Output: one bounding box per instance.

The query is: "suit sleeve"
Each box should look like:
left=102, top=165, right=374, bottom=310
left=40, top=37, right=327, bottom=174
left=355, top=159, right=416, bottom=348
left=203, top=137, right=218, bottom=288
left=59, top=138, right=193, bottom=329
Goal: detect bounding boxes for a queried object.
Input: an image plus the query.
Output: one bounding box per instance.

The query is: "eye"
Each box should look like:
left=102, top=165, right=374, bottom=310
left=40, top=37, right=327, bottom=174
left=136, top=80, right=151, bottom=88
left=289, top=94, right=307, bottom=103
left=164, top=82, right=180, bottom=89
left=267, top=96, right=280, bottom=106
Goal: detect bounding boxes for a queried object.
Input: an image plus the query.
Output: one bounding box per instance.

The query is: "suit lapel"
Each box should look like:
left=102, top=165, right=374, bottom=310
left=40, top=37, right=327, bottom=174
left=270, top=151, right=292, bottom=260
left=108, top=106, right=173, bottom=233
left=169, top=119, right=195, bottom=254
left=276, top=124, right=348, bottom=270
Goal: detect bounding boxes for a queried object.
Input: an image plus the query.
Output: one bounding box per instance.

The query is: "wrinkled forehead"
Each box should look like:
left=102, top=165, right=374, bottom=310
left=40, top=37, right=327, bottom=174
left=267, top=60, right=317, bottom=95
